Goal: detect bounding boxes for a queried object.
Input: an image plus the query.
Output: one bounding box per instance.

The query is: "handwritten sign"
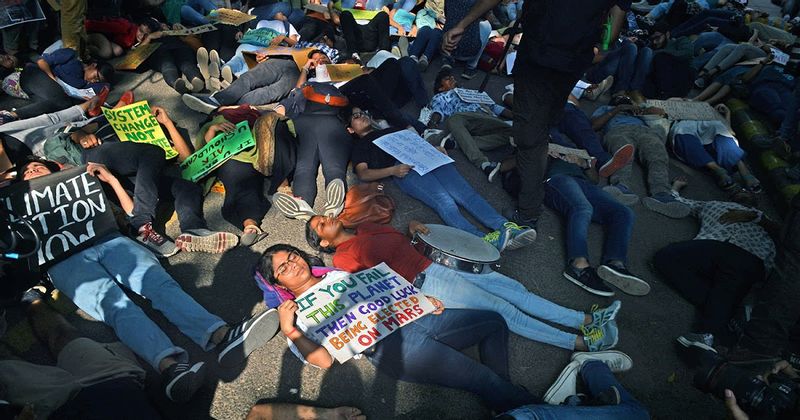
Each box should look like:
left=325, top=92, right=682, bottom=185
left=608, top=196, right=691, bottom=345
left=294, top=264, right=436, bottom=363
left=101, top=101, right=178, bottom=159
left=0, top=166, right=116, bottom=267
left=112, top=42, right=161, bottom=70
left=314, top=64, right=363, bottom=82
left=161, top=23, right=217, bottom=36
left=373, top=129, right=454, bottom=175
left=454, top=88, right=495, bottom=105
left=0, top=0, right=45, bottom=29
left=211, top=8, right=255, bottom=26
left=771, top=47, right=790, bottom=66
left=644, top=99, right=722, bottom=121
left=179, top=121, right=255, bottom=182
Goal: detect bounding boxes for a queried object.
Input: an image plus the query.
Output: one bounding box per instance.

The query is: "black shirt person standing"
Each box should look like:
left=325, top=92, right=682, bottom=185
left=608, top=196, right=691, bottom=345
left=443, top=0, right=631, bottom=230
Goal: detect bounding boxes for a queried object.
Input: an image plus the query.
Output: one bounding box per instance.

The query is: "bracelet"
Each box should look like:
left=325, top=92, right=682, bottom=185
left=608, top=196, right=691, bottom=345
left=285, top=327, right=298, bottom=338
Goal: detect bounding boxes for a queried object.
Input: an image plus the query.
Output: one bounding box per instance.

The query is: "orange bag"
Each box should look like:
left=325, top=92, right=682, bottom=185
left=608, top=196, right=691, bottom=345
left=338, top=183, right=395, bottom=228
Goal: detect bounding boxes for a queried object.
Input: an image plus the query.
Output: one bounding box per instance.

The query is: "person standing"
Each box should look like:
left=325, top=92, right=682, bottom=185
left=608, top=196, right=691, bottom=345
left=442, top=0, right=631, bottom=232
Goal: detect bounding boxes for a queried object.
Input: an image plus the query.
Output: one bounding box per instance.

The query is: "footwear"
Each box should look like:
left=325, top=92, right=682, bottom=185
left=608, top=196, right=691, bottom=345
left=694, top=76, right=706, bottom=89
left=322, top=179, right=346, bottom=218
left=217, top=309, right=280, bottom=368
left=583, top=76, right=614, bottom=101
left=503, top=221, right=537, bottom=250
left=398, top=36, right=409, bottom=57
left=628, top=90, right=646, bottom=105
left=677, top=332, right=716, bottom=353
left=582, top=319, right=619, bottom=352
left=543, top=360, right=580, bottom=405
left=173, top=78, right=191, bottom=94
left=564, top=265, right=614, bottom=297
left=483, top=161, right=501, bottom=183
left=209, top=50, right=220, bottom=79
left=461, top=68, right=478, bottom=80
left=87, top=86, right=110, bottom=117
left=602, top=184, right=639, bottom=206
left=642, top=192, right=691, bottom=219
left=114, top=90, right=135, bottom=108
left=221, top=65, right=234, bottom=84
left=240, top=225, right=268, bottom=247
left=273, top=192, right=316, bottom=221
left=597, top=263, right=651, bottom=296
left=196, top=47, right=210, bottom=81
left=175, top=229, right=239, bottom=253
left=712, top=167, right=736, bottom=191
left=440, top=134, right=455, bottom=150
left=208, top=77, right=221, bottom=93
left=572, top=350, right=633, bottom=372
left=587, top=300, right=621, bottom=330
left=423, top=128, right=443, bottom=141
left=417, top=55, right=429, bottom=71
left=391, top=46, right=401, bottom=57
left=182, top=93, right=220, bottom=114
left=742, top=174, right=763, bottom=194
left=19, top=284, right=48, bottom=306
left=190, top=77, right=205, bottom=93
left=135, top=222, right=179, bottom=258
left=483, top=229, right=511, bottom=253
left=162, top=361, right=207, bottom=403
left=598, top=144, right=634, bottom=178
left=505, top=209, right=538, bottom=230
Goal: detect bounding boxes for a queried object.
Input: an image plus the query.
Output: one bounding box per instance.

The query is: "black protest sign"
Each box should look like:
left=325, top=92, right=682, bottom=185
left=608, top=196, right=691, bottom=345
left=0, top=166, right=117, bottom=267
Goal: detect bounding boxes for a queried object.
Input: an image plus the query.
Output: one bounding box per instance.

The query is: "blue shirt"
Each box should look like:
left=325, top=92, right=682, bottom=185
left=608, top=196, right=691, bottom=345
left=591, top=105, right=646, bottom=135
left=42, top=48, right=88, bottom=90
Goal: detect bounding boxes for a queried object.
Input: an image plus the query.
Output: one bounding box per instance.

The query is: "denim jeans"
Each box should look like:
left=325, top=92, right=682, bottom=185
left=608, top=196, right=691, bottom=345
left=251, top=3, right=305, bottom=28
left=779, top=78, right=800, bottom=145
left=408, top=26, right=443, bottom=61
left=749, top=81, right=795, bottom=126
left=503, top=361, right=650, bottom=420
left=158, top=165, right=208, bottom=232
left=558, top=103, right=612, bottom=167
left=395, top=162, right=507, bottom=237
left=48, top=233, right=227, bottom=369
left=703, top=43, right=766, bottom=73
left=214, top=58, right=299, bottom=106
left=544, top=175, right=634, bottom=265
left=586, top=40, right=652, bottom=93
left=647, top=0, right=709, bottom=20
left=19, top=66, right=77, bottom=120
left=0, top=105, right=84, bottom=156
left=367, top=309, right=538, bottom=412
left=225, top=43, right=263, bottom=77
left=181, top=0, right=218, bottom=26
left=672, top=134, right=744, bottom=171
left=419, top=263, right=585, bottom=350
left=670, top=9, right=737, bottom=38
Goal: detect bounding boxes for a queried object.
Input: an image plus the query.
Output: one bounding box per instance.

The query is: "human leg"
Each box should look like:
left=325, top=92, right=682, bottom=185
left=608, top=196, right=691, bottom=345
left=215, top=59, right=297, bottom=106
left=465, top=20, right=492, bottom=70
left=16, top=67, right=74, bottom=119
left=446, top=112, right=512, bottom=168
left=216, top=160, right=269, bottom=229
left=612, top=40, right=638, bottom=93
left=361, top=12, right=391, bottom=52
left=672, top=134, right=716, bottom=168
left=291, top=124, right=321, bottom=205
left=396, top=56, right=429, bottom=107
left=715, top=44, right=766, bottom=72
left=339, top=11, right=363, bottom=54
left=544, top=175, right=594, bottom=263
left=60, top=0, right=88, bottom=57
left=87, top=33, right=114, bottom=59
left=778, top=79, right=800, bottom=141
left=711, top=135, right=745, bottom=171
left=629, top=46, right=653, bottom=93
left=702, top=43, right=737, bottom=72
left=634, top=127, right=671, bottom=195
left=583, top=181, right=634, bottom=264
left=603, top=126, right=638, bottom=189
left=160, top=165, right=207, bottom=231
left=430, top=163, right=508, bottom=231
left=558, top=103, right=613, bottom=166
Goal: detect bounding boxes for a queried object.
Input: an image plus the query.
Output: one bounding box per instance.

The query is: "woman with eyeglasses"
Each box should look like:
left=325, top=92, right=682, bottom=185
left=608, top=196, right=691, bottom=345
left=257, top=243, right=539, bottom=413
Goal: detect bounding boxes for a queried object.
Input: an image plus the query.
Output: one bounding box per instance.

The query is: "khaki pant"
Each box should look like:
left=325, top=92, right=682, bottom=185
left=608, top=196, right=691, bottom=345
left=603, top=124, right=671, bottom=195
left=55, top=0, right=88, bottom=58
left=446, top=112, right=514, bottom=168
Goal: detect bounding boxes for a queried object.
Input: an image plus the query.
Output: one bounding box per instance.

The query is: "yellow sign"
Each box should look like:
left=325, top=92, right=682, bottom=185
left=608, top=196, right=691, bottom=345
left=243, top=47, right=314, bottom=71
left=113, top=42, right=161, bottom=71
left=212, top=8, right=256, bottom=26
left=101, top=101, right=178, bottom=159
left=316, top=64, right=363, bottom=82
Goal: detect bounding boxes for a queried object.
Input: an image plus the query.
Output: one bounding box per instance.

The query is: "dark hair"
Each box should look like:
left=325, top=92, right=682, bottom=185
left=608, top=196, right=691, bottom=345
left=16, top=156, right=61, bottom=181
left=307, top=49, right=326, bottom=59
left=305, top=217, right=336, bottom=253
left=94, top=61, right=115, bottom=84
left=433, top=68, right=453, bottom=95
left=257, top=243, right=325, bottom=285
left=138, top=17, right=161, bottom=33
left=730, top=188, right=758, bottom=208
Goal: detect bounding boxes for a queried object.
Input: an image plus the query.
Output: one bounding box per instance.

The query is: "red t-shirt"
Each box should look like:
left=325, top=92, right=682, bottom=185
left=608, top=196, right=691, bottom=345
left=85, top=18, right=139, bottom=50
left=332, top=223, right=432, bottom=283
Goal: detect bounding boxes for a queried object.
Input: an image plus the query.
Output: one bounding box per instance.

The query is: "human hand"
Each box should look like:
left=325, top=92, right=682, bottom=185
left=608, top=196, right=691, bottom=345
left=769, top=360, right=799, bottom=379
left=235, top=31, right=244, bottom=40
left=719, top=209, right=759, bottom=224
left=398, top=28, right=406, bottom=37
left=427, top=296, right=444, bottom=315
left=436, top=146, right=448, bottom=156
left=724, top=389, right=750, bottom=420
left=152, top=106, right=172, bottom=125
left=277, top=300, right=299, bottom=334
left=442, top=25, right=465, bottom=54
left=76, top=132, right=100, bottom=149
left=86, top=162, right=115, bottom=183
left=409, top=220, right=429, bottom=236
left=392, top=164, right=414, bottom=178
left=592, top=47, right=606, bottom=64
left=209, top=121, right=237, bottom=137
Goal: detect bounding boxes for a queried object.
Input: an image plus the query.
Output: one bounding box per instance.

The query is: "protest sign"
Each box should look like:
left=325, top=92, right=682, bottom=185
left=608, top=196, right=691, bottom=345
left=373, top=129, right=454, bottom=175
left=314, top=64, right=363, bottom=82
left=243, top=47, right=313, bottom=70
left=294, top=263, right=436, bottom=363
left=211, top=8, right=255, bottom=25
left=454, top=88, right=496, bottom=105
left=0, top=166, right=117, bottom=267
left=644, top=99, right=722, bottom=121
left=548, top=144, right=593, bottom=168
left=101, top=101, right=178, bottom=159
left=161, top=23, right=217, bottom=36
left=505, top=50, right=516, bottom=75
left=0, top=0, right=45, bottom=29
left=179, top=120, right=255, bottom=182
left=771, top=47, right=790, bottom=66
left=112, top=42, right=161, bottom=70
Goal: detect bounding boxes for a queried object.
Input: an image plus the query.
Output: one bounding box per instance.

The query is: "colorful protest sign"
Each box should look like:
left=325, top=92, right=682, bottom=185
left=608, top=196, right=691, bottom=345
left=101, top=101, right=178, bottom=159
left=454, top=88, right=496, bottom=105
left=0, top=0, right=45, bottom=29
left=160, top=23, right=217, bottom=36
left=644, top=99, right=722, bottom=121
left=314, top=64, right=363, bottom=82
left=294, top=263, right=436, bottom=363
left=373, top=129, right=454, bottom=175
left=112, top=42, right=161, bottom=70
left=179, top=121, right=255, bottom=182
left=211, top=8, right=255, bottom=25
left=0, top=166, right=117, bottom=267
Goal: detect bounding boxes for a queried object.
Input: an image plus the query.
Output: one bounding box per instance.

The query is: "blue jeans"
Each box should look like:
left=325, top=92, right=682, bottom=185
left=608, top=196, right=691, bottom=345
left=181, top=0, right=218, bottom=26
left=408, top=26, right=443, bottom=60
left=558, top=103, right=612, bottom=167
left=503, top=361, right=650, bottom=420
left=586, top=40, right=652, bottom=93
left=367, top=309, right=537, bottom=412
left=544, top=175, right=634, bottom=265
left=673, top=134, right=745, bottom=171
left=750, top=81, right=795, bottom=126
left=419, top=263, right=586, bottom=350
left=48, top=234, right=227, bottom=369
left=670, top=9, right=737, bottom=38
left=394, top=162, right=507, bottom=237
left=225, top=43, right=262, bottom=77
left=251, top=3, right=305, bottom=28
left=779, top=78, right=800, bottom=146
left=647, top=0, right=709, bottom=20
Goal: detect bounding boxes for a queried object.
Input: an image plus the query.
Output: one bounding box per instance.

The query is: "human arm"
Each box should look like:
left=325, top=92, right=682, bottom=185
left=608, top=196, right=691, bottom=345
left=36, top=58, right=56, bottom=80
left=441, top=0, right=502, bottom=53
left=354, top=162, right=413, bottom=182
left=388, top=8, right=407, bottom=36
left=604, top=5, right=627, bottom=53
left=408, top=220, right=429, bottom=236
left=590, top=105, right=633, bottom=131
left=203, top=120, right=237, bottom=145
left=86, top=163, right=134, bottom=214
left=278, top=300, right=335, bottom=369
left=295, top=59, right=315, bottom=88
left=152, top=106, right=193, bottom=162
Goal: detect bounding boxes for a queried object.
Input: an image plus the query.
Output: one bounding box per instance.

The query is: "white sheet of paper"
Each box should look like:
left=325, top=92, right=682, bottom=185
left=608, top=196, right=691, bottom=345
left=505, top=50, right=516, bottom=75
left=772, top=48, right=789, bottom=66
left=373, top=129, right=454, bottom=175
left=454, top=88, right=495, bottom=105
left=55, top=78, right=95, bottom=99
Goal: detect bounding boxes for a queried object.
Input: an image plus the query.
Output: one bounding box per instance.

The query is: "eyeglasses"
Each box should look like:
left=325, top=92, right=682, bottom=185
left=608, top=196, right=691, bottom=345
left=274, top=250, right=300, bottom=278
left=350, top=110, right=370, bottom=121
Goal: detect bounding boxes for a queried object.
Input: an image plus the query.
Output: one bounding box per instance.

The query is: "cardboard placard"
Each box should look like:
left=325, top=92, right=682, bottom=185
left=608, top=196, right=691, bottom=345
left=112, top=42, right=161, bottom=71
left=644, top=99, right=722, bottom=121
left=314, top=64, right=363, bottom=82
left=160, top=23, right=217, bottom=36
left=548, top=143, right=593, bottom=167
left=0, top=0, right=45, bottom=29
left=373, top=129, right=454, bottom=175
left=179, top=121, right=255, bottom=182
left=454, top=88, right=495, bottom=105
left=0, top=166, right=117, bottom=267
left=101, top=101, right=178, bottom=159
left=242, top=47, right=314, bottom=70
left=295, top=263, right=436, bottom=363
left=211, top=8, right=256, bottom=26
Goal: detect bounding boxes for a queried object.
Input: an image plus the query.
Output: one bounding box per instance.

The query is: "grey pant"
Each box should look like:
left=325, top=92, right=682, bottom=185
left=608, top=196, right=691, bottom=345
left=703, top=43, right=766, bottom=73
left=214, top=58, right=299, bottom=106
left=749, top=22, right=797, bottom=45
left=446, top=112, right=514, bottom=168
left=0, top=105, right=85, bottom=156
left=603, top=124, right=670, bottom=195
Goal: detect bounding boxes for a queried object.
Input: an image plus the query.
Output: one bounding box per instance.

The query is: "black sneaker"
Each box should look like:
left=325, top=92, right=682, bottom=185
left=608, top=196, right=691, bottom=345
left=564, top=265, right=615, bottom=297
left=461, top=68, right=478, bottom=79
left=162, top=361, right=206, bottom=403
left=597, top=263, right=651, bottom=296
left=19, top=284, right=48, bottom=307
left=217, top=309, right=280, bottom=368
left=483, top=162, right=501, bottom=183
left=504, top=209, right=538, bottom=230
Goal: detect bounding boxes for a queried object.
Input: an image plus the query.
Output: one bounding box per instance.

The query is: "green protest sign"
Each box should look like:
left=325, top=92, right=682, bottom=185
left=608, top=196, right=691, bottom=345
left=179, top=120, right=255, bottom=182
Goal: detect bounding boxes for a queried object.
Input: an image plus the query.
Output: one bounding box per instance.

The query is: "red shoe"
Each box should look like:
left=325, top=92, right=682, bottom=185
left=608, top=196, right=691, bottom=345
left=114, top=90, right=135, bottom=109
left=87, top=86, right=110, bottom=117
left=599, top=144, right=635, bottom=178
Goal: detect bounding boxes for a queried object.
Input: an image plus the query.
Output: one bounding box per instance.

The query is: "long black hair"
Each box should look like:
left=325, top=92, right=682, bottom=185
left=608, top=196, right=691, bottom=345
left=257, top=243, right=325, bottom=285
left=304, top=217, right=336, bottom=253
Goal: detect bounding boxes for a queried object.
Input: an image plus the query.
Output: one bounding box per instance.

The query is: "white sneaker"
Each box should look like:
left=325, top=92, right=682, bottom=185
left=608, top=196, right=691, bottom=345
left=543, top=360, right=580, bottom=405
left=571, top=350, right=633, bottom=373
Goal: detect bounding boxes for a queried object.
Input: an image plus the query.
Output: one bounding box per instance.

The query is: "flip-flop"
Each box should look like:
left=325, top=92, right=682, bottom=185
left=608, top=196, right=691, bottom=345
left=240, top=225, right=268, bottom=247
left=273, top=192, right=316, bottom=221
left=742, top=174, right=763, bottom=194
left=322, top=179, right=346, bottom=218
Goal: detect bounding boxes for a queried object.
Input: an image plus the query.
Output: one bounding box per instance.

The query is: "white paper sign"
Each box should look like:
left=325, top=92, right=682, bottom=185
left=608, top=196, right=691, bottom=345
left=373, top=129, right=454, bottom=175
left=454, top=88, right=495, bottom=105
left=644, top=99, right=722, bottom=121
left=506, top=50, right=516, bottom=75
left=56, top=78, right=95, bottom=100
left=771, top=48, right=790, bottom=66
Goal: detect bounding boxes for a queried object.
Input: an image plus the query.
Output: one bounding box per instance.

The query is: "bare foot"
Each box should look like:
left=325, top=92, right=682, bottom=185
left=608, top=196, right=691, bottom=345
left=327, top=407, right=366, bottom=420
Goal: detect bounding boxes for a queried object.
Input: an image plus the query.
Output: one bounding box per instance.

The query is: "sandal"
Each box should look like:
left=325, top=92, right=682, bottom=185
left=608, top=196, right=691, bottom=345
left=240, top=225, right=268, bottom=247
left=712, top=168, right=737, bottom=191
left=742, top=174, right=763, bottom=194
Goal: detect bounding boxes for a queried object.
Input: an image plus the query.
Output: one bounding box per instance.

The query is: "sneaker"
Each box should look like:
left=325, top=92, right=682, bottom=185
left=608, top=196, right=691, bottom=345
left=587, top=300, right=621, bottom=330
left=503, top=221, right=537, bottom=250
left=597, top=263, right=651, bottom=296
left=642, top=192, right=691, bottom=219
left=598, top=144, right=634, bottom=178
left=162, top=361, right=207, bottom=403
left=440, top=134, right=455, bottom=150
left=196, top=47, right=210, bottom=80
left=221, top=65, right=234, bottom=84
left=694, top=76, right=706, bottom=89
left=190, top=77, right=205, bottom=93
left=582, top=319, right=619, bottom=352
left=483, top=229, right=511, bottom=253
left=391, top=46, right=401, bottom=57
left=173, top=78, right=191, bottom=94
left=209, top=49, right=221, bottom=79
left=483, top=161, right=502, bottom=183
left=543, top=360, right=580, bottom=405
left=19, top=284, right=48, bottom=306
left=398, top=36, right=409, bottom=57
left=504, top=209, right=538, bottom=230
left=175, top=229, right=239, bottom=253
left=677, top=332, right=716, bottom=353
left=572, top=350, right=633, bottom=372
left=217, top=309, right=281, bottom=367
left=583, top=76, right=614, bottom=101
left=273, top=192, right=316, bottom=221
left=564, top=265, right=615, bottom=297
left=135, top=222, right=179, bottom=258
left=423, top=128, right=444, bottom=142
left=322, top=178, right=346, bottom=218
left=0, top=110, right=18, bottom=126
left=182, top=93, right=220, bottom=114
left=461, top=68, right=478, bottom=80
left=418, top=55, right=429, bottom=71
left=602, top=184, right=639, bottom=206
